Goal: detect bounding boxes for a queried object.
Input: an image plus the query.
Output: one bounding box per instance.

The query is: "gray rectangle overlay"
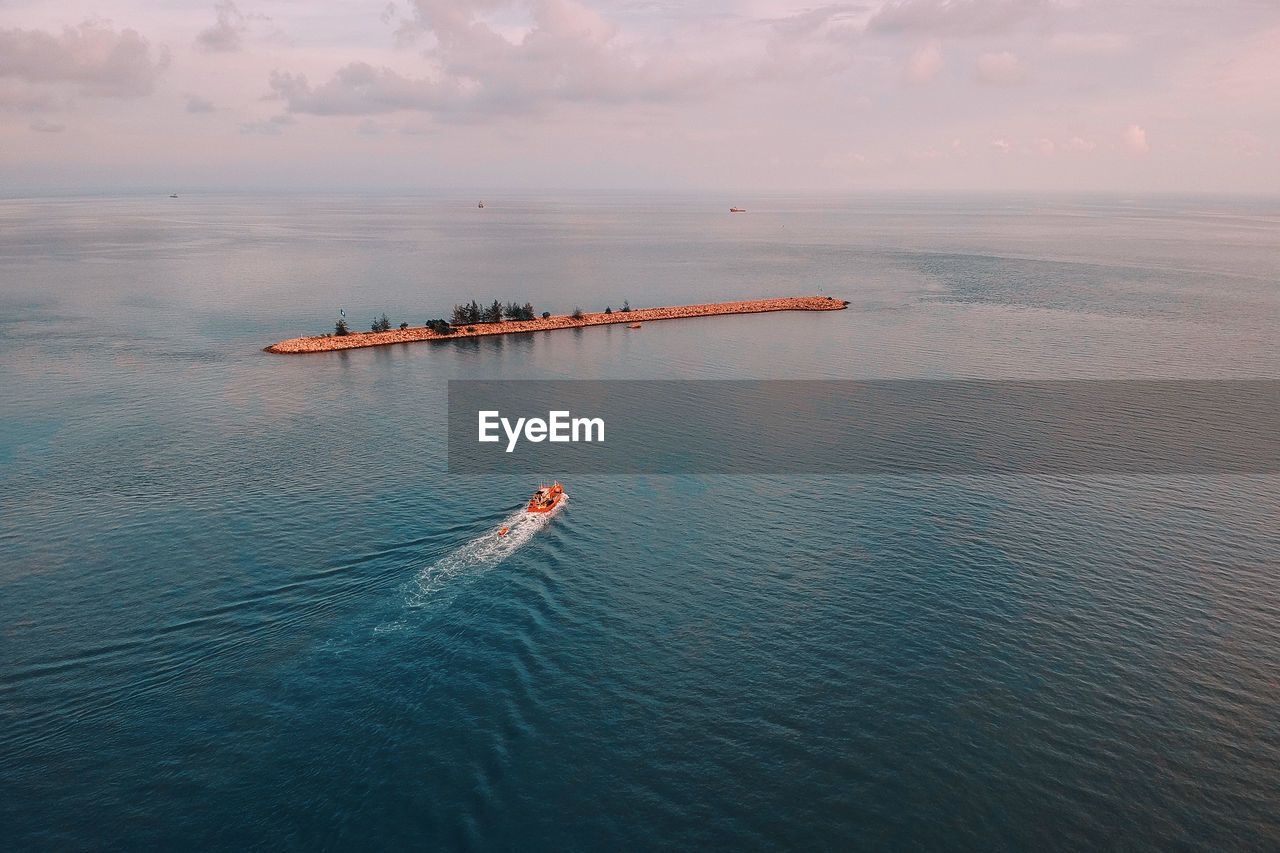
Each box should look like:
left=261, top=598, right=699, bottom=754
left=447, top=381, right=1280, bottom=474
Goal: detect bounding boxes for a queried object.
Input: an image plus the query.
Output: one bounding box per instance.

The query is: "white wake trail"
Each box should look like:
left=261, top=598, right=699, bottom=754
left=382, top=496, right=566, bottom=625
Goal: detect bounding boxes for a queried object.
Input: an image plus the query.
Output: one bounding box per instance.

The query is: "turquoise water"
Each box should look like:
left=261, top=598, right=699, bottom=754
left=2, top=193, right=1279, bottom=849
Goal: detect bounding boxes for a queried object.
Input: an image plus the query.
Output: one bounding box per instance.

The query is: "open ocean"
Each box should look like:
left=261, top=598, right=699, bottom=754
left=2, top=193, right=1278, bottom=850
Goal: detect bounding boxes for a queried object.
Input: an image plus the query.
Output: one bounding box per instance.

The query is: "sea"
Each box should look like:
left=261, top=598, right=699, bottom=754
left=1, top=192, right=1278, bottom=850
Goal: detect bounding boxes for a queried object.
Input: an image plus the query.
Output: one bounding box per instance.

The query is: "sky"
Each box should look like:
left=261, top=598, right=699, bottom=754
left=2, top=0, right=1278, bottom=192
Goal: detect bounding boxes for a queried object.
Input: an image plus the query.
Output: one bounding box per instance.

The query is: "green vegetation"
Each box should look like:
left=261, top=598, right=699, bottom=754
left=335, top=318, right=350, bottom=336
left=399, top=321, right=409, bottom=330
left=542, top=311, right=551, bottom=319
left=452, top=300, right=481, bottom=326
left=451, top=298, right=538, bottom=325
left=425, top=318, right=454, bottom=335
left=372, top=313, right=392, bottom=332
left=571, top=307, right=584, bottom=320
left=621, top=300, right=631, bottom=312
left=604, top=306, right=612, bottom=314
left=504, top=301, right=536, bottom=321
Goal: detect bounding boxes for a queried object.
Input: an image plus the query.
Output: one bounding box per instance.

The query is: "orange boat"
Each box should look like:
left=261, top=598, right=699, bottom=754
left=730, top=207, right=746, bottom=212
left=527, top=482, right=565, bottom=513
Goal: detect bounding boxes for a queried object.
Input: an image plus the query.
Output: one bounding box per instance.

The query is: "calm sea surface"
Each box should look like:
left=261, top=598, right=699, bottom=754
left=1, top=193, right=1278, bottom=849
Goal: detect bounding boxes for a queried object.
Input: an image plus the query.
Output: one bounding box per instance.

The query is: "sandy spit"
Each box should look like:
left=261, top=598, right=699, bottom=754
left=264, top=296, right=847, bottom=354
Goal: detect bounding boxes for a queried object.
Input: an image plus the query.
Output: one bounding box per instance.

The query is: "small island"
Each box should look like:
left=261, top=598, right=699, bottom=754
left=264, top=296, right=847, bottom=354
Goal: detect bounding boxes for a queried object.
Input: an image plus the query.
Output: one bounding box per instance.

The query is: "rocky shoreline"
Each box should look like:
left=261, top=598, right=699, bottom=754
left=264, top=296, right=847, bottom=354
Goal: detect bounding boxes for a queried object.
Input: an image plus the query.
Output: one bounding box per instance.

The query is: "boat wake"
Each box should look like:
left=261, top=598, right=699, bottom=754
left=378, top=497, right=565, bottom=630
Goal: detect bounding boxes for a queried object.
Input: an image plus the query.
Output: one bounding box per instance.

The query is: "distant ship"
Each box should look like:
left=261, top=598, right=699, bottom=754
left=478, top=201, right=484, bottom=208
left=527, top=482, right=565, bottom=513
left=169, top=193, right=179, bottom=198
left=730, top=207, right=745, bottom=213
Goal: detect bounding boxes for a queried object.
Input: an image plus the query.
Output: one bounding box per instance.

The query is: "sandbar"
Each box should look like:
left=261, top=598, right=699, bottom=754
left=264, top=296, right=847, bottom=354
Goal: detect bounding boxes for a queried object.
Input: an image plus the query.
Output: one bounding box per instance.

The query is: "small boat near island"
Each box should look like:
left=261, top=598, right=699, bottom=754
left=528, top=482, right=565, bottom=513
left=730, top=207, right=745, bottom=212
left=629, top=323, right=641, bottom=329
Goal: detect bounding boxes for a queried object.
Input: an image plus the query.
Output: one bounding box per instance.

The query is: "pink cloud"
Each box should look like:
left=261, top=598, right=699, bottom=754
left=870, top=0, right=1057, bottom=36
left=1049, top=32, right=1129, bottom=54
left=0, top=21, right=168, bottom=97
left=1123, top=123, right=1149, bottom=154
left=975, top=51, right=1024, bottom=84
left=906, top=39, right=943, bottom=84
left=1220, top=129, right=1263, bottom=157
left=196, top=1, right=248, bottom=53
left=1064, top=135, right=1096, bottom=153
left=1208, top=29, right=1280, bottom=101
left=274, top=0, right=707, bottom=119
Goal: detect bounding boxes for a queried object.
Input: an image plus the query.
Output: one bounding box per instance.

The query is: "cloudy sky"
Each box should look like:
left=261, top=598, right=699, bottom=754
left=2, top=0, right=1278, bottom=191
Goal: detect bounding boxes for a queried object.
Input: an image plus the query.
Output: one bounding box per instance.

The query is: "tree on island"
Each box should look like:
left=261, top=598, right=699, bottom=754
left=571, top=307, right=584, bottom=320
left=604, top=306, right=612, bottom=314
left=449, top=298, right=536, bottom=324
left=542, top=312, right=551, bottom=319
left=335, top=318, right=350, bottom=336
left=452, top=301, right=482, bottom=325
left=503, top=301, right=536, bottom=321
left=426, top=318, right=454, bottom=335
left=621, top=300, right=631, bottom=312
